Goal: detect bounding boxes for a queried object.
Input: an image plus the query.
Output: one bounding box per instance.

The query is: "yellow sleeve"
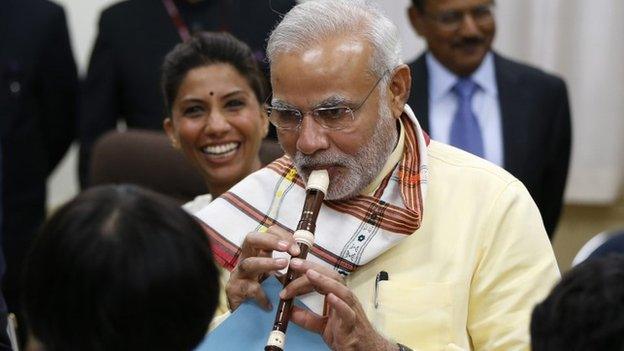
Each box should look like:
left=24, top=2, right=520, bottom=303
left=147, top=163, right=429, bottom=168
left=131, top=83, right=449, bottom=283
left=467, top=181, right=560, bottom=350
left=208, top=266, right=232, bottom=331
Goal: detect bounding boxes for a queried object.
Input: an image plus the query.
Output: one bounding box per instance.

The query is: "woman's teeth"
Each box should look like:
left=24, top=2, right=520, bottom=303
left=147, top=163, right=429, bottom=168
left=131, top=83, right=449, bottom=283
left=202, top=142, right=240, bottom=156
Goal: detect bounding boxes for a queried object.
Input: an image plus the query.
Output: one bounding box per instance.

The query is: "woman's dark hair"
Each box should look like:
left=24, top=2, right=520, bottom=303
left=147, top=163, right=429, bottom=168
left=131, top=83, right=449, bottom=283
left=22, top=184, right=219, bottom=351
left=161, top=31, right=267, bottom=115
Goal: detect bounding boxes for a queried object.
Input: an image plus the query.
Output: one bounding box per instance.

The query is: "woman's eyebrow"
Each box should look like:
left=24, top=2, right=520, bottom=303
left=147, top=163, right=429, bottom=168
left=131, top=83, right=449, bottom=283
left=179, top=97, right=205, bottom=104
left=221, top=89, right=246, bottom=99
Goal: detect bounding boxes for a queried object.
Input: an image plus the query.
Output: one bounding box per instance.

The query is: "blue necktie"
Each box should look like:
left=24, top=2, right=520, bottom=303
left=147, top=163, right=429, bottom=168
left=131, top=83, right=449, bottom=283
left=450, top=78, right=484, bottom=158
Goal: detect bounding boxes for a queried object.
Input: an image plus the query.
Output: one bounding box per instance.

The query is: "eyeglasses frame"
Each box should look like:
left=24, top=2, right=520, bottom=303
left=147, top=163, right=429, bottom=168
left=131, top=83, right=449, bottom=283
left=266, top=69, right=391, bottom=132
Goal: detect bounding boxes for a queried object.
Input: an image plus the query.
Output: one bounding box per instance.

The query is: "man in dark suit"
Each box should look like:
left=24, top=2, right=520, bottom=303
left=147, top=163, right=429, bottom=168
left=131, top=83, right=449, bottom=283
left=0, top=0, right=77, bottom=328
left=0, top=146, right=9, bottom=351
left=79, top=0, right=296, bottom=188
left=406, top=0, right=571, bottom=237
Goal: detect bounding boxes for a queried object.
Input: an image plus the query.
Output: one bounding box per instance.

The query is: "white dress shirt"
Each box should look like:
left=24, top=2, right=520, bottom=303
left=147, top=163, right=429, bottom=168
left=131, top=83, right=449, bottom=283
left=426, top=52, right=504, bottom=167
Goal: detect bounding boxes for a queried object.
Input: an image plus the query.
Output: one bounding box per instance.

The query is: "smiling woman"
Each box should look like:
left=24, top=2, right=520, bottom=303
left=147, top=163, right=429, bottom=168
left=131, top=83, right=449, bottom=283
left=161, top=32, right=270, bottom=205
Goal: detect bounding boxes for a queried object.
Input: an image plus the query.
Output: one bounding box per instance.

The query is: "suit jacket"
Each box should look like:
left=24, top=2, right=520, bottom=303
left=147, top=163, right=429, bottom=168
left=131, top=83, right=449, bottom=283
left=79, top=0, right=295, bottom=187
left=408, top=52, right=571, bottom=237
left=0, top=307, right=7, bottom=351
left=0, top=0, right=77, bottom=311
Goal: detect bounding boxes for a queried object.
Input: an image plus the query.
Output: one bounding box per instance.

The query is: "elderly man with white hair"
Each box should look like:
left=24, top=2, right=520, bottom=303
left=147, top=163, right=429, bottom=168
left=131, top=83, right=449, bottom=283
left=196, top=1, right=560, bottom=350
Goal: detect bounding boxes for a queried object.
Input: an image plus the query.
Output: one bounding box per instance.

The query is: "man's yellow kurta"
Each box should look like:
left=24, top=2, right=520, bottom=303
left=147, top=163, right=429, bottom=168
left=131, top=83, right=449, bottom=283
left=205, top=108, right=560, bottom=350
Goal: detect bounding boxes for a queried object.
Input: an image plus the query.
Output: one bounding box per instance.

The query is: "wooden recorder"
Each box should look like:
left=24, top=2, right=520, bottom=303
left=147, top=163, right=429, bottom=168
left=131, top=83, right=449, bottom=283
left=265, top=169, right=329, bottom=351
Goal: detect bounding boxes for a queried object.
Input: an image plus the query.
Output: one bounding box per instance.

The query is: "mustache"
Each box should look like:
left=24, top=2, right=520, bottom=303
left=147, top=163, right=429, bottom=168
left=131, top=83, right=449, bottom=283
left=293, top=151, right=350, bottom=172
left=452, top=36, right=485, bottom=47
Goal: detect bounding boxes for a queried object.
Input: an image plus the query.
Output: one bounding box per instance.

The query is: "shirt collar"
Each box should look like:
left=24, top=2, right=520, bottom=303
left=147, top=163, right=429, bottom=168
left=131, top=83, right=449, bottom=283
left=426, top=51, right=497, bottom=100
left=471, top=52, right=497, bottom=96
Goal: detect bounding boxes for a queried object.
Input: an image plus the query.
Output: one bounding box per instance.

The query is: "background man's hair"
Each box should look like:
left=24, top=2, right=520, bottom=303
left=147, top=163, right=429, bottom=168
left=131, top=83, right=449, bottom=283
left=530, top=255, right=624, bottom=351
left=267, top=0, right=402, bottom=85
left=22, top=184, right=220, bottom=351
left=411, top=0, right=425, bottom=13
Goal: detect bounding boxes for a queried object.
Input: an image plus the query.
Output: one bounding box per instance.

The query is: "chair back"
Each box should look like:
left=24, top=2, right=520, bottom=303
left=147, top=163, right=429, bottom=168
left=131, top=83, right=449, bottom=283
left=89, top=129, right=283, bottom=202
left=572, top=229, right=624, bottom=266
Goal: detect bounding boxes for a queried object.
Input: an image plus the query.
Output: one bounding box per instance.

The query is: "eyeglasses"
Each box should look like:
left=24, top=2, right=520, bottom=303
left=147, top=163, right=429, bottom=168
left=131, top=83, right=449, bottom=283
left=266, top=70, right=389, bottom=132
left=425, top=2, right=494, bottom=31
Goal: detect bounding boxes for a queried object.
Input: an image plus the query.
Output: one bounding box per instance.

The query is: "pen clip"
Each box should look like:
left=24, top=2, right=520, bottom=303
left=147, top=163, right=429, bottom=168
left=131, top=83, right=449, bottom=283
left=374, top=271, right=389, bottom=309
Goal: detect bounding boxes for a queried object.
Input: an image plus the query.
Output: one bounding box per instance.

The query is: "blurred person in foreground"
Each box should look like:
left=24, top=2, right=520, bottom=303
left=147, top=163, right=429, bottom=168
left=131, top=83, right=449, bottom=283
left=196, top=1, right=560, bottom=349
left=531, top=255, right=624, bottom=350
left=0, top=0, right=77, bottom=335
left=162, top=32, right=271, bottom=213
left=79, top=0, right=296, bottom=188
left=406, top=0, right=571, bottom=237
left=21, top=184, right=220, bottom=351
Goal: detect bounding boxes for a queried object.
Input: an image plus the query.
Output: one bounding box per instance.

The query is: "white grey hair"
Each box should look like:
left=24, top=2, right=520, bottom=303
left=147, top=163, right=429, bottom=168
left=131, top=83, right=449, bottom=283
left=267, top=0, right=402, bottom=83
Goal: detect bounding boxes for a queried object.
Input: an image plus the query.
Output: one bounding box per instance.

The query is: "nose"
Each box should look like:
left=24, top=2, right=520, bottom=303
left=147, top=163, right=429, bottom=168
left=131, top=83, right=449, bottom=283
left=296, top=115, right=330, bottom=155
left=204, top=109, right=232, bottom=136
left=458, top=13, right=481, bottom=36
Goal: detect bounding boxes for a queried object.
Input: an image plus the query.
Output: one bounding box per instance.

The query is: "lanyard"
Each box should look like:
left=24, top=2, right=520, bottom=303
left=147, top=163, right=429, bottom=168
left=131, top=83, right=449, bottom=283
left=162, top=0, right=191, bottom=42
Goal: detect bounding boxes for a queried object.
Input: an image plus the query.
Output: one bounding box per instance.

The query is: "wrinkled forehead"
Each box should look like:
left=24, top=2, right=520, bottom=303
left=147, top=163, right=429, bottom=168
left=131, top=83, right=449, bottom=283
left=270, top=36, right=376, bottom=106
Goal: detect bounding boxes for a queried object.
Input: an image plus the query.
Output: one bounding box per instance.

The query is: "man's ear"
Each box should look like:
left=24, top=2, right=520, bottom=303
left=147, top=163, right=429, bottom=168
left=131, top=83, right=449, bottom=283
left=260, top=106, right=270, bottom=138
left=408, top=5, right=426, bottom=37
left=388, top=64, right=411, bottom=119
left=163, top=118, right=180, bottom=149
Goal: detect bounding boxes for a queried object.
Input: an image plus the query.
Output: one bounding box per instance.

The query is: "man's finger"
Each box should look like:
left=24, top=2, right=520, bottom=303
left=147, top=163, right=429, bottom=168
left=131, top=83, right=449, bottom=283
left=326, top=292, right=356, bottom=329
left=246, top=280, right=273, bottom=311
left=290, top=305, right=327, bottom=334
left=288, top=258, right=344, bottom=281
left=227, top=279, right=272, bottom=311
left=279, top=274, right=314, bottom=299
left=236, top=256, right=288, bottom=278
left=226, top=280, right=247, bottom=311
left=227, top=293, right=244, bottom=312
left=242, top=231, right=297, bottom=255
left=305, top=269, right=353, bottom=303
left=267, top=225, right=301, bottom=256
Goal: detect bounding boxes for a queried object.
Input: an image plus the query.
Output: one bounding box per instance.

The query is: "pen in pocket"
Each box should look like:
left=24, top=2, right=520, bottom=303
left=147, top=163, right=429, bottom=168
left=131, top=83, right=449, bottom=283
left=374, top=270, right=389, bottom=309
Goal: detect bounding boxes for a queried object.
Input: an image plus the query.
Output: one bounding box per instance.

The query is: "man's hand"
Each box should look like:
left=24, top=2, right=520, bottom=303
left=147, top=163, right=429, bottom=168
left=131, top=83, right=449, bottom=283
left=282, top=259, right=398, bottom=351
left=225, top=225, right=300, bottom=311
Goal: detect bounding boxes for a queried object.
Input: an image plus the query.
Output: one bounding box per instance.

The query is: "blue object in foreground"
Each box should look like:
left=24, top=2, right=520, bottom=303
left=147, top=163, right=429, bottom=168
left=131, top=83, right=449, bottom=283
left=195, top=276, right=329, bottom=350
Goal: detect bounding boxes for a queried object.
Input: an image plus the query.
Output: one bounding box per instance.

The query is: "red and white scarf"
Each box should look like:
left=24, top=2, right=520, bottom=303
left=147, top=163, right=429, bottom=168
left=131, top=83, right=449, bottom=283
left=195, top=105, right=429, bottom=311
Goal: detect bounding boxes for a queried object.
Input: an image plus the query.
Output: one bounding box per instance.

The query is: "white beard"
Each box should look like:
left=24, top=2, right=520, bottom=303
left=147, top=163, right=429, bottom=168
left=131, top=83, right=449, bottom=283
left=293, top=99, right=397, bottom=200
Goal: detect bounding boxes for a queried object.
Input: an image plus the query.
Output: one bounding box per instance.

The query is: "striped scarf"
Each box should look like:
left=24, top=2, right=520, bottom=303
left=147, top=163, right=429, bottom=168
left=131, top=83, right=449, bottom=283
left=195, top=105, right=429, bottom=310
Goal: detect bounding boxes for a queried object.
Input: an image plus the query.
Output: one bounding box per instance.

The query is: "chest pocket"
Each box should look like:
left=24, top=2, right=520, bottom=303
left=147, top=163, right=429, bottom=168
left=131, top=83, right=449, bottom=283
left=372, top=280, right=454, bottom=349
